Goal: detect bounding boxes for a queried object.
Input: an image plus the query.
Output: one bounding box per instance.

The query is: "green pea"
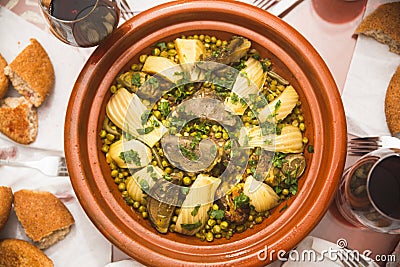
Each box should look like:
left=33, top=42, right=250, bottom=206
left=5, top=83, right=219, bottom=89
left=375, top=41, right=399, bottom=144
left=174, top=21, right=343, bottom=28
left=133, top=201, right=140, bottom=209
left=212, top=225, right=221, bottom=234
left=101, top=145, right=109, bottom=153
left=183, top=176, right=192, bottom=186
left=110, top=85, right=117, bottom=93
left=299, top=123, right=306, bottom=132
left=118, top=183, right=126, bottom=192
left=111, top=169, right=119, bottom=177
left=152, top=48, right=161, bottom=56
left=207, top=219, right=216, bottom=227
left=220, top=221, right=229, bottom=230
left=167, top=42, right=175, bottom=49
left=206, top=232, right=214, bottom=242
left=139, top=54, right=147, bottom=63
left=99, top=130, right=107, bottom=138
left=138, top=205, right=146, bottom=213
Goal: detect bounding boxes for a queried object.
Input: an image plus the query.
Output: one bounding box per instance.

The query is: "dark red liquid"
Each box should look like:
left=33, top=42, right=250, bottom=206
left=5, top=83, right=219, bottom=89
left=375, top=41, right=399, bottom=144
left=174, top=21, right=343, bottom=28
left=49, top=0, right=97, bottom=21
left=368, top=156, right=400, bottom=220
left=48, top=0, right=119, bottom=47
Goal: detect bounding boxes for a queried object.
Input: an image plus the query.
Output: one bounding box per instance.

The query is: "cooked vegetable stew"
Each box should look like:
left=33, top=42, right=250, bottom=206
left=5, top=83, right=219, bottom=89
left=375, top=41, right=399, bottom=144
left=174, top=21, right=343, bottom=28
left=100, top=34, right=310, bottom=242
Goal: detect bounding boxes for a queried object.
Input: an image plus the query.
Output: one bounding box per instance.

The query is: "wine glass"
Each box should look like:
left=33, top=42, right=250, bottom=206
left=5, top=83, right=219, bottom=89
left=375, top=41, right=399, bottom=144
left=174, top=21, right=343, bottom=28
left=336, top=148, right=400, bottom=234
left=39, top=0, right=120, bottom=47
left=312, top=0, right=367, bottom=24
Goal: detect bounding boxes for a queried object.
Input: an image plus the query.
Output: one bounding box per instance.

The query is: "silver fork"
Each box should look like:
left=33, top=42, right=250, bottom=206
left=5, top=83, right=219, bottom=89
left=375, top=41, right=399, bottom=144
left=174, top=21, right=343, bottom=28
left=117, top=0, right=139, bottom=21
left=0, top=155, right=68, bottom=177
left=348, top=136, right=400, bottom=155
left=348, top=137, right=381, bottom=155
left=336, top=248, right=372, bottom=267
left=252, top=0, right=277, bottom=10
left=253, top=0, right=304, bottom=17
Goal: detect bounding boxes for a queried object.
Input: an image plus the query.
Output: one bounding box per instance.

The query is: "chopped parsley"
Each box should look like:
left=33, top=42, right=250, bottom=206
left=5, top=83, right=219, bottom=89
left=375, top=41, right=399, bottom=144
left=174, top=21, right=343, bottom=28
left=136, top=126, right=154, bottom=135
left=139, top=179, right=150, bottom=192
left=209, top=209, right=224, bottom=220
left=119, top=149, right=141, bottom=166
left=191, top=204, right=201, bottom=216
left=179, top=145, right=199, bottom=161
left=233, top=192, right=250, bottom=210
left=159, top=101, right=170, bottom=117
left=180, top=220, right=202, bottom=231
left=131, top=73, right=142, bottom=87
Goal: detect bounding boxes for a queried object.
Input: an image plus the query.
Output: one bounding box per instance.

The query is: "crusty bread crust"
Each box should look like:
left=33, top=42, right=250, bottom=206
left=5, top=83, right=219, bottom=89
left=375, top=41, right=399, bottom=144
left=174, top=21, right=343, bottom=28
left=0, top=238, right=53, bottom=267
left=0, top=186, right=13, bottom=231
left=4, top=38, right=54, bottom=107
left=385, top=65, right=400, bottom=136
left=13, top=190, right=75, bottom=250
left=0, top=53, right=9, bottom=99
left=0, top=97, right=38, bottom=144
left=355, top=2, right=400, bottom=55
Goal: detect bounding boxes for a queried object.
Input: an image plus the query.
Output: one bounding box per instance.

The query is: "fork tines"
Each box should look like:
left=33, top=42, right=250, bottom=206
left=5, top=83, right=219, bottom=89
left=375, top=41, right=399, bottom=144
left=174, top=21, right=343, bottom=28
left=348, top=137, right=381, bottom=156
left=252, top=0, right=278, bottom=10
left=57, top=157, right=69, bottom=176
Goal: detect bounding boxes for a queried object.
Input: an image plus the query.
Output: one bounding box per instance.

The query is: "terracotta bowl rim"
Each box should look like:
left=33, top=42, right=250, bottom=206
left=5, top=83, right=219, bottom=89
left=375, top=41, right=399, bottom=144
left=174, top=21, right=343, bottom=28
left=65, top=1, right=347, bottom=266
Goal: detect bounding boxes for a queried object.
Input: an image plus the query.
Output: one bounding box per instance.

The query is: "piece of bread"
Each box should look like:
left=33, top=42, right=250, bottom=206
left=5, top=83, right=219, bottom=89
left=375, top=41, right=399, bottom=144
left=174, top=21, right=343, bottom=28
left=355, top=2, right=400, bottom=55
left=0, top=96, right=38, bottom=144
left=4, top=38, right=54, bottom=107
left=0, top=186, right=13, bottom=231
left=0, top=53, right=9, bottom=99
left=385, top=65, right=400, bottom=136
left=13, top=190, right=75, bottom=250
left=0, top=238, right=53, bottom=267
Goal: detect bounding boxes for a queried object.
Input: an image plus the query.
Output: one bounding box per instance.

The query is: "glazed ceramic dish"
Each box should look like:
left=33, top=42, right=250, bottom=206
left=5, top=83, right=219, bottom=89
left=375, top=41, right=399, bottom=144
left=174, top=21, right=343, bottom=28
left=65, top=1, right=347, bottom=266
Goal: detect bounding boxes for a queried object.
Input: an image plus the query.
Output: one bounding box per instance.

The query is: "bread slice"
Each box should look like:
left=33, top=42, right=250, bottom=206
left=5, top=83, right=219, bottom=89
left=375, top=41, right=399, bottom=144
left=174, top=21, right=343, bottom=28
left=0, top=96, right=38, bottom=144
left=355, top=2, right=400, bottom=55
left=385, top=65, right=400, bottom=136
left=0, top=53, right=9, bottom=99
left=0, top=186, right=13, bottom=231
left=13, top=190, right=75, bottom=250
left=0, top=238, right=53, bottom=267
left=4, top=38, right=55, bottom=107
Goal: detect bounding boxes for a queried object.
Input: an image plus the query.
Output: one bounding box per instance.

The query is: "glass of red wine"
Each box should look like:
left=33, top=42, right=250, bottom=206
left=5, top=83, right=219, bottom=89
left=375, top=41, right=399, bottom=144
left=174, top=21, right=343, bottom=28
left=39, top=0, right=120, bottom=47
left=336, top=148, right=400, bottom=234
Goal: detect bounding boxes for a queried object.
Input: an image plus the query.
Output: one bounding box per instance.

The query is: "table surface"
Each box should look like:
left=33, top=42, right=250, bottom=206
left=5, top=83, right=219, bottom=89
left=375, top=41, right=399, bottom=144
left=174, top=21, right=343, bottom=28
left=0, top=0, right=399, bottom=266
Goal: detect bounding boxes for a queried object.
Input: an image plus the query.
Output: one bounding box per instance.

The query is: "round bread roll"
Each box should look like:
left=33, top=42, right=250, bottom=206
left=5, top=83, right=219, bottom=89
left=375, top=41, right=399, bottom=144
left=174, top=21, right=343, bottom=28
left=0, top=186, right=13, bottom=231
left=385, top=65, right=400, bottom=137
left=0, top=53, right=9, bottom=99
left=0, top=238, right=53, bottom=267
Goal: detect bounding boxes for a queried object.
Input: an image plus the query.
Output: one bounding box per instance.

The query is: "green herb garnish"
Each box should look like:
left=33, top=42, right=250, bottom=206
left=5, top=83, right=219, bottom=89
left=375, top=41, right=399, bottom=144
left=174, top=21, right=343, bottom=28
left=180, top=220, right=202, bottom=231
left=119, top=149, right=141, bottom=166
left=191, top=204, right=201, bottom=216
left=210, top=209, right=225, bottom=220
left=233, top=192, right=250, bottom=210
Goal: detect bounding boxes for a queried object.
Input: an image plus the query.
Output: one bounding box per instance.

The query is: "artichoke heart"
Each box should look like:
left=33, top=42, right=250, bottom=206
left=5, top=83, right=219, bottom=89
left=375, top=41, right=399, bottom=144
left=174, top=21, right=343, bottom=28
left=240, top=125, right=303, bottom=153
left=243, top=175, right=280, bottom=212
left=108, top=139, right=152, bottom=169
left=174, top=38, right=206, bottom=64
left=174, top=38, right=206, bottom=81
left=126, top=165, right=165, bottom=205
left=175, top=174, right=221, bottom=236
left=106, top=88, right=167, bottom=147
left=141, top=56, right=183, bottom=84
left=258, top=85, right=299, bottom=123
left=225, top=57, right=266, bottom=115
